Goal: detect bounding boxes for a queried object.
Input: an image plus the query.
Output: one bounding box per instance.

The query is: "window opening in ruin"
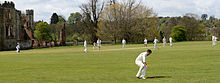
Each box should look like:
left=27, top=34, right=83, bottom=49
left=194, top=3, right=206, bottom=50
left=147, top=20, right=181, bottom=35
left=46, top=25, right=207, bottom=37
left=8, top=12, right=11, bottom=19
left=6, top=26, right=9, bottom=38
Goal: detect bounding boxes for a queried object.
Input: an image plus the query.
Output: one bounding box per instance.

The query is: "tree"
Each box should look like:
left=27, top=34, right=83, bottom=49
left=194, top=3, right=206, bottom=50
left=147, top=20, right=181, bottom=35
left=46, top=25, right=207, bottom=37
left=180, top=14, right=205, bottom=40
left=99, top=0, right=158, bottom=43
left=170, top=26, right=186, bottom=42
left=50, top=13, right=59, bottom=24
left=210, top=27, right=220, bottom=38
left=34, top=22, right=51, bottom=43
left=49, top=23, right=62, bottom=43
left=201, top=14, right=208, bottom=21
left=70, top=33, right=83, bottom=45
left=215, top=19, right=220, bottom=27
left=109, top=0, right=116, bottom=5
left=98, top=2, right=121, bottom=43
left=68, top=12, right=82, bottom=24
left=80, top=0, right=105, bottom=42
left=49, top=14, right=66, bottom=45
left=66, top=12, right=86, bottom=43
left=160, top=17, right=180, bottom=39
left=58, top=15, right=66, bottom=22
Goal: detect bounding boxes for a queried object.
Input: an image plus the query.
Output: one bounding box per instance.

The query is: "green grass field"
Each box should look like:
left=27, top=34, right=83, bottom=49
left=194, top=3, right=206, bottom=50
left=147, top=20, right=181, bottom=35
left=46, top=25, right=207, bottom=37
left=0, top=41, right=220, bottom=83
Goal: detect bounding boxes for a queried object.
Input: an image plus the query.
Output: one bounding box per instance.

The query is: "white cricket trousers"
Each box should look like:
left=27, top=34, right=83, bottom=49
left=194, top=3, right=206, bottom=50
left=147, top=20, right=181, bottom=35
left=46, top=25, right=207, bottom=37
left=84, top=47, right=87, bottom=53
left=154, top=44, right=159, bottom=49
left=213, top=41, right=217, bottom=46
left=123, top=44, right=126, bottom=48
left=16, top=48, right=19, bottom=53
left=136, top=61, right=147, bottom=77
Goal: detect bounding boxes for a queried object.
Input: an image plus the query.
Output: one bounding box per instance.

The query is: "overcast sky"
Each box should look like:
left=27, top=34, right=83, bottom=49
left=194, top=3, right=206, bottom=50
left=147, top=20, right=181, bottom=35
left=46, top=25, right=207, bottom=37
left=1, top=0, right=220, bottom=23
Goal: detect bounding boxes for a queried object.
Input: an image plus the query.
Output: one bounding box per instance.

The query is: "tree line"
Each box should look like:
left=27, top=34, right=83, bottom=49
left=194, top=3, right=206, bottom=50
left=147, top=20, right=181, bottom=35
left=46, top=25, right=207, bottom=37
left=34, top=0, right=220, bottom=46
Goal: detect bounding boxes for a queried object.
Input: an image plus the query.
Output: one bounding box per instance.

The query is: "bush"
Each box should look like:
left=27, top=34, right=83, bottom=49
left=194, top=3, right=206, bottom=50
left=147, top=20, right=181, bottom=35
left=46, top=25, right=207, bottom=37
left=170, top=26, right=187, bottom=42
left=34, top=22, right=52, bottom=42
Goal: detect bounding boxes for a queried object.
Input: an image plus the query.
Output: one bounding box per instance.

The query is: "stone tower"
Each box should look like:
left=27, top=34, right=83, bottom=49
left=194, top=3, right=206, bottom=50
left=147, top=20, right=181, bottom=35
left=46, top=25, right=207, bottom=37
left=26, top=9, right=34, bottom=30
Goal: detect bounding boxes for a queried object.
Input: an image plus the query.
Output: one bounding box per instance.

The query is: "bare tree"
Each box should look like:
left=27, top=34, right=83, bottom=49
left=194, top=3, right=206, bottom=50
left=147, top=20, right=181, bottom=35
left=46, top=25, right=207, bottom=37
left=109, top=0, right=116, bottom=5
left=80, top=0, right=105, bottom=42
left=180, top=14, right=205, bottom=40
left=99, top=0, right=158, bottom=43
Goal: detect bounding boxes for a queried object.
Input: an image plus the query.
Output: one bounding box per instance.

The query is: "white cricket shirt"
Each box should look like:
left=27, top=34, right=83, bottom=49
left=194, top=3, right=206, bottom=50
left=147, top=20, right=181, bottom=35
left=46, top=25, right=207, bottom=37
left=136, top=52, right=148, bottom=62
left=144, top=39, right=147, bottom=44
left=169, top=38, right=172, bottom=43
left=122, top=40, right=126, bottom=44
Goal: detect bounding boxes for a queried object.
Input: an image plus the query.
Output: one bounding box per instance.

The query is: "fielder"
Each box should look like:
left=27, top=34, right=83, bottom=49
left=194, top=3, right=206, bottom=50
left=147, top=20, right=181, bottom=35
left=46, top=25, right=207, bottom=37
left=144, top=38, right=148, bottom=47
left=84, top=40, right=88, bottom=53
left=122, top=39, right=126, bottom=48
left=169, top=37, right=173, bottom=47
left=212, top=36, right=215, bottom=46
left=212, top=36, right=218, bottom=46
left=135, top=49, right=152, bottom=79
left=97, top=38, right=102, bottom=51
left=162, top=37, right=166, bottom=47
left=16, top=43, right=20, bottom=53
left=153, top=37, right=159, bottom=50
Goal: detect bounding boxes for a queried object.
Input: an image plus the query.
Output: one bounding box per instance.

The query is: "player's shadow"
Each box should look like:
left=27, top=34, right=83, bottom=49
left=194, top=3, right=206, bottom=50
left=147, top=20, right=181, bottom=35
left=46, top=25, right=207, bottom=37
left=146, top=76, right=171, bottom=79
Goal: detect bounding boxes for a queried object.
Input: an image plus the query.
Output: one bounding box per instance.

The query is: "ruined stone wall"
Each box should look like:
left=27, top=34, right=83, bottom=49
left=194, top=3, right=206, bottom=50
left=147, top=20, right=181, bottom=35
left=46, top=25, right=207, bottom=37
left=15, top=10, right=21, bottom=40
left=0, top=7, right=3, bottom=50
left=3, top=39, right=17, bottom=50
left=1, top=2, right=19, bottom=50
left=18, top=40, right=33, bottom=50
left=24, top=9, right=35, bottom=40
left=0, top=1, right=33, bottom=51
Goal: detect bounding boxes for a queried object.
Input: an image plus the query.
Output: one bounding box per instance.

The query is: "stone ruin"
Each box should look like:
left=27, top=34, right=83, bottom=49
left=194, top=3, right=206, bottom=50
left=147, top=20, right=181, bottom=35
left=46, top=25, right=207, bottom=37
left=59, top=23, right=66, bottom=46
left=0, top=1, right=35, bottom=50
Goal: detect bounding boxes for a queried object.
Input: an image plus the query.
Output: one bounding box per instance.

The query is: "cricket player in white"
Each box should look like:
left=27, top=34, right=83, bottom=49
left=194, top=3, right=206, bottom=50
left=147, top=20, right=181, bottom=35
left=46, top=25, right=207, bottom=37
left=169, top=37, right=173, bottom=47
left=84, top=40, right=87, bottom=53
left=212, top=36, right=218, bottom=46
left=122, top=39, right=126, bottom=48
left=212, top=36, right=215, bottom=46
left=162, top=37, right=166, bottom=47
left=16, top=43, right=20, bottom=53
left=153, top=37, right=159, bottom=50
left=144, top=38, right=148, bottom=47
left=97, top=38, right=102, bottom=51
left=135, top=49, right=152, bottom=79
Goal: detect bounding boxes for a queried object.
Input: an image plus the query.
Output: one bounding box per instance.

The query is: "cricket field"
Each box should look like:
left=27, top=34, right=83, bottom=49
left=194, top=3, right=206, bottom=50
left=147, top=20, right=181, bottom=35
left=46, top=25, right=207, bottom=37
left=0, top=41, right=219, bottom=83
